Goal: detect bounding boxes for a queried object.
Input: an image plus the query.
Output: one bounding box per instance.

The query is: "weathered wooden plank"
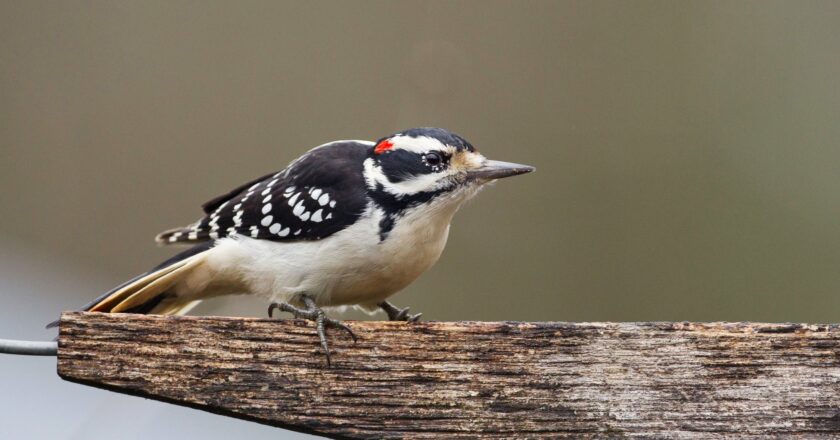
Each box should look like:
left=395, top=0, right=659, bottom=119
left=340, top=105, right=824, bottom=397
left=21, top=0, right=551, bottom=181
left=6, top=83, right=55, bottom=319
left=57, top=312, right=840, bottom=439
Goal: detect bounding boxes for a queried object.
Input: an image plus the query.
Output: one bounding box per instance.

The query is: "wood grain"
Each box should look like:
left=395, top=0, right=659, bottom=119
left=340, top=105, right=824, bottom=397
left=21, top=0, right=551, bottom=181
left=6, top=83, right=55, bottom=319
left=58, top=312, right=840, bottom=439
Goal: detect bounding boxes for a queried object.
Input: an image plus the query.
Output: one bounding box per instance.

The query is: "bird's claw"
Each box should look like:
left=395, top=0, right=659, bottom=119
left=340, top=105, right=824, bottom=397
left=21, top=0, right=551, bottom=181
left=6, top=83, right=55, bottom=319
left=378, top=301, right=422, bottom=322
left=398, top=309, right=423, bottom=322
left=268, top=296, right=356, bottom=367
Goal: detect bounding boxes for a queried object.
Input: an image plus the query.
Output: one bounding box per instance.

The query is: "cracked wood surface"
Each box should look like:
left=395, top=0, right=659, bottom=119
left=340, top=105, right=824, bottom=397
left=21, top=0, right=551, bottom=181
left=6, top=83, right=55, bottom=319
left=57, top=312, right=840, bottom=439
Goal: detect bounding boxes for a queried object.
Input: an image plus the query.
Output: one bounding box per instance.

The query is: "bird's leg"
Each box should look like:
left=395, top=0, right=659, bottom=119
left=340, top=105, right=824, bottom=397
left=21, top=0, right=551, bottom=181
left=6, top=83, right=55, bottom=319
left=268, top=294, right=357, bottom=367
left=377, top=301, right=422, bottom=322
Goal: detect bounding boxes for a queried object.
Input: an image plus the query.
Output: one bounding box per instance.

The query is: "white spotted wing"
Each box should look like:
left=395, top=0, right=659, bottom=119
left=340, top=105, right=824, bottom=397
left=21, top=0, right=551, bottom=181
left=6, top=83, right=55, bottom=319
left=156, top=141, right=370, bottom=245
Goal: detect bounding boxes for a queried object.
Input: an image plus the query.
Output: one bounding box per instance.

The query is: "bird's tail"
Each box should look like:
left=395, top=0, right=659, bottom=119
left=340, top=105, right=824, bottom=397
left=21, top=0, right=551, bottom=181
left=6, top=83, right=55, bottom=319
left=87, top=252, right=205, bottom=314
left=47, top=243, right=212, bottom=328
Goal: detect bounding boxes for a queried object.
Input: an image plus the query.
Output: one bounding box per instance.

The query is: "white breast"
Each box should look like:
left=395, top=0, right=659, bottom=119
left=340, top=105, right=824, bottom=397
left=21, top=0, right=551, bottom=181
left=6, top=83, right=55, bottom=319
left=191, top=200, right=460, bottom=308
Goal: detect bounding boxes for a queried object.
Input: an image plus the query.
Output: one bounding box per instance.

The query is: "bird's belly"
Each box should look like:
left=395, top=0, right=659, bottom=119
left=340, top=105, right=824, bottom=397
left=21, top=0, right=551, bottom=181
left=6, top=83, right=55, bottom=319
left=325, top=226, right=450, bottom=306
left=207, top=210, right=451, bottom=307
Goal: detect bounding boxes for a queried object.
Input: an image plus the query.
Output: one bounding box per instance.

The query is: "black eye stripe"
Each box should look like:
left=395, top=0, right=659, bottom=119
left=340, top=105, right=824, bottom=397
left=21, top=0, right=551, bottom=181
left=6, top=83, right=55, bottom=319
left=378, top=150, right=429, bottom=182
left=378, top=149, right=451, bottom=183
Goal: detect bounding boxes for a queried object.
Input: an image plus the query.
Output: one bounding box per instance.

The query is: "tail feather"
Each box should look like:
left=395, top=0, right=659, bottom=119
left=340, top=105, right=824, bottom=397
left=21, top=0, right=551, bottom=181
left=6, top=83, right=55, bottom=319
left=152, top=299, right=202, bottom=316
left=47, top=243, right=213, bottom=329
left=90, top=258, right=196, bottom=312
left=107, top=255, right=204, bottom=313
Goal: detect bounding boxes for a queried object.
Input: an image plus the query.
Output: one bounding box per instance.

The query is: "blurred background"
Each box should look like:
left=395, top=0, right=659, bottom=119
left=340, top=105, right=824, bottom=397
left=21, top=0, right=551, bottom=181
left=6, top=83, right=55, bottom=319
left=2, top=1, right=840, bottom=438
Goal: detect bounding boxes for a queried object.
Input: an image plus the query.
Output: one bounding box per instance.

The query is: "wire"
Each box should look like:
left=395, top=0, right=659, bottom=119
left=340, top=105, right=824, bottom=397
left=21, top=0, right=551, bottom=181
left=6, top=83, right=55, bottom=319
left=0, top=338, right=58, bottom=356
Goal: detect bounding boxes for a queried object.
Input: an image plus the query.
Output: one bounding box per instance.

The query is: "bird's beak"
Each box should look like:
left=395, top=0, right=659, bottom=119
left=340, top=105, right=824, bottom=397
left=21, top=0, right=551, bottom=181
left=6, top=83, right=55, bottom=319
left=467, top=160, right=535, bottom=182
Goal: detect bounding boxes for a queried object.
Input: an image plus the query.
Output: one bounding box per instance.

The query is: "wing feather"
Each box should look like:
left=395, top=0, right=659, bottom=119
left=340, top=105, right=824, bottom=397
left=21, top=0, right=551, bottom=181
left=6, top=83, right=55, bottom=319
left=156, top=141, right=370, bottom=246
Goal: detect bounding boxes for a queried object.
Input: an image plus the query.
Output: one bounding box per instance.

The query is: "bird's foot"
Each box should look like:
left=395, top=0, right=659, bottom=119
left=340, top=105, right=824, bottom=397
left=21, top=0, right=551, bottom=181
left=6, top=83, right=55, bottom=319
left=268, top=295, right=357, bottom=367
left=378, top=301, right=422, bottom=322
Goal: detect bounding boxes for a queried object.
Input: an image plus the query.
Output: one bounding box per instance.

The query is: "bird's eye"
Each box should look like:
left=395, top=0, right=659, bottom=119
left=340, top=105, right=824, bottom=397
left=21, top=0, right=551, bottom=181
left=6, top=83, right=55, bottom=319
left=423, top=152, right=443, bottom=167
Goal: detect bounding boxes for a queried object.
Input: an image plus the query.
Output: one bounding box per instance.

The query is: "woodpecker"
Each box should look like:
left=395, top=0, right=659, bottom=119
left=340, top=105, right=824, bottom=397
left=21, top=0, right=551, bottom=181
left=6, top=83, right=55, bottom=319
left=50, top=127, right=534, bottom=365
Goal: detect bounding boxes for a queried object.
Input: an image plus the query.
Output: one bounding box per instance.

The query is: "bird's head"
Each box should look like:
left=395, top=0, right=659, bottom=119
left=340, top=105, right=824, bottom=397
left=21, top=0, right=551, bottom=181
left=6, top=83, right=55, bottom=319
left=363, top=128, right=534, bottom=210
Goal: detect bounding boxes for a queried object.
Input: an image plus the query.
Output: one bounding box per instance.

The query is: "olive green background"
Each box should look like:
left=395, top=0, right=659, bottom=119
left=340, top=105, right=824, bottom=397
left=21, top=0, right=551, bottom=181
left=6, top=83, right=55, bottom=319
left=3, top=1, right=840, bottom=324
left=3, top=1, right=840, bottom=439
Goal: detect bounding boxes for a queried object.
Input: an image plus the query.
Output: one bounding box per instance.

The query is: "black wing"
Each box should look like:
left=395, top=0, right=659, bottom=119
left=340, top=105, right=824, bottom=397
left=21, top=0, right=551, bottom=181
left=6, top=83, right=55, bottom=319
left=157, top=141, right=371, bottom=244
left=200, top=171, right=277, bottom=215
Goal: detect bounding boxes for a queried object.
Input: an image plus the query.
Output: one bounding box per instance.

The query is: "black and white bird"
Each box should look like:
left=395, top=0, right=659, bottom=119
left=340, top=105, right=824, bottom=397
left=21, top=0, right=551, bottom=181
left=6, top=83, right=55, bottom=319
left=51, top=127, right=534, bottom=364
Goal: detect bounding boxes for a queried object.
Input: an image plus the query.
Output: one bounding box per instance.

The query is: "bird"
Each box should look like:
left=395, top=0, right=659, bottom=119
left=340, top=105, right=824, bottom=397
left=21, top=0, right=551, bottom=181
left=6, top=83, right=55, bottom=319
left=49, top=127, right=534, bottom=365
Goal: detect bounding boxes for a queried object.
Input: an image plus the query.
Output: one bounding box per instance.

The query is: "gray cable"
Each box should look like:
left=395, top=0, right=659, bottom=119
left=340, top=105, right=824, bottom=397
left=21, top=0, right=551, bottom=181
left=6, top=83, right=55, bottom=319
left=0, top=338, right=58, bottom=356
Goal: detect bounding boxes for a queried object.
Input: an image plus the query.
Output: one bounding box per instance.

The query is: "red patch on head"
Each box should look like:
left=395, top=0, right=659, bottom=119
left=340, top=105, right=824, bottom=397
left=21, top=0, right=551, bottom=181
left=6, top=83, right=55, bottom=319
left=374, top=139, right=394, bottom=154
